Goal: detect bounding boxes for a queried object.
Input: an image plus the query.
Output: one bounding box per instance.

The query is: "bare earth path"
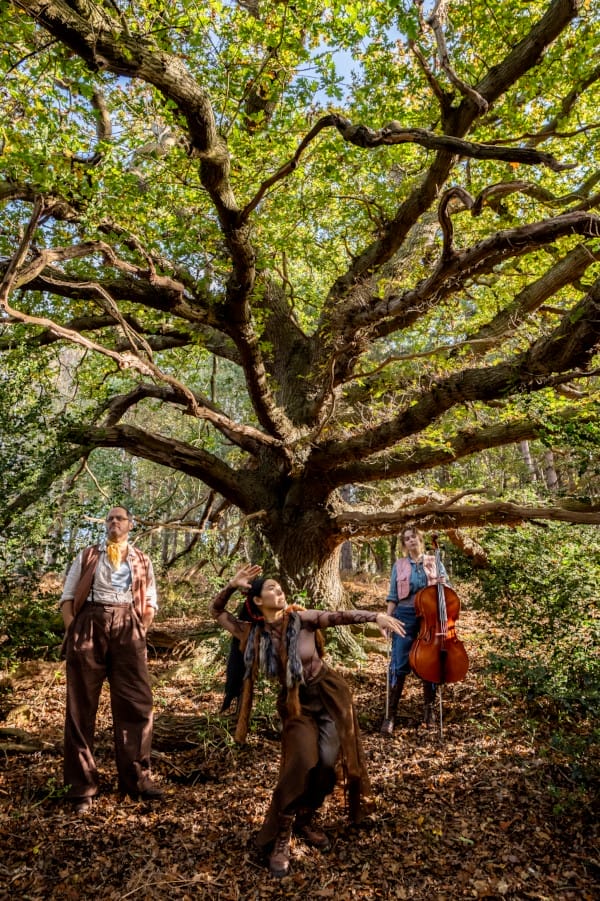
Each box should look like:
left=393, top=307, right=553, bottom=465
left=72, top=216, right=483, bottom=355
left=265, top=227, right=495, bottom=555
left=0, top=578, right=597, bottom=900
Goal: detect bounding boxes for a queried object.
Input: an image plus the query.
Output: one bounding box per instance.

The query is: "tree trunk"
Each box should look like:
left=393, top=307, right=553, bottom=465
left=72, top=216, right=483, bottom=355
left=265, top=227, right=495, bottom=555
left=519, top=440, right=538, bottom=482
left=338, top=487, right=354, bottom=574
left=309, top=547, right=346, bottom=607
left=161, top=527, right=172, bottom=567
left=340, top=540, right=353, bottom=572
left=371, top=542, right=387, bottom=573
left=543, top=449, right=560, bottom=491
left=270, top=535, right=365, bottom=655
left=273, top=537, right=346, bottom=609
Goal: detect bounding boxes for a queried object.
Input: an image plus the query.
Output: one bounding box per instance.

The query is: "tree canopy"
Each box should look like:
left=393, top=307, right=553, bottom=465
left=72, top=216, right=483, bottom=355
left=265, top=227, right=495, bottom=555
left=1, top=0, right=599, bottom=599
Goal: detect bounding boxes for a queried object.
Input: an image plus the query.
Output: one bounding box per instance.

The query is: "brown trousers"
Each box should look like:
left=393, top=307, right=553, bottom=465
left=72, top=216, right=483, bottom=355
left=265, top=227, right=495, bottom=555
left=255, top=665, right=372, bottom=849
left=63, top=603, right=154, bottom=799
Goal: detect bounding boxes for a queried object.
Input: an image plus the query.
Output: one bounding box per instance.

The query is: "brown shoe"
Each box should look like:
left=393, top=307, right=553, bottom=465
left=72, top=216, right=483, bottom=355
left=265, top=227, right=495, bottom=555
left=294, top=810, right=330, bottom=850
left=139, top=786, right=164, bottom=801
left=131, top=785, right=165, bottom=801
left=124, top=785, right=165, bottom=801
left=269, top=813, right=294, bottom=877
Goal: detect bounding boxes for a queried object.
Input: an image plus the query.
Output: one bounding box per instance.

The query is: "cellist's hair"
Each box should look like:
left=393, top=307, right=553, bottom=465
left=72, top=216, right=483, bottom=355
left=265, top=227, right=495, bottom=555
left=400, top=525, right=425, bottom=552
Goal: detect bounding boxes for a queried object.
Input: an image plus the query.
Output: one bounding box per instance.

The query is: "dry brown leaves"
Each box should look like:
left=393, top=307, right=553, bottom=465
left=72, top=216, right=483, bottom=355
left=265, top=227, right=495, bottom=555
left=0, top=578, right=597, bottom=900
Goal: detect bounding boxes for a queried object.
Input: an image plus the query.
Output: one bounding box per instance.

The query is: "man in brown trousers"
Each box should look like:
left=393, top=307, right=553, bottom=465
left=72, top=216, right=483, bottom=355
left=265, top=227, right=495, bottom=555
left=60, top=506, right=163, bottom=814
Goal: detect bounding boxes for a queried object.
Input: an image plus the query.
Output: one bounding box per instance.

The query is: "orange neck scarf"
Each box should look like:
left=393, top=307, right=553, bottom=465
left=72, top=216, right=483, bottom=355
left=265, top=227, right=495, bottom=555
left=106, top=541, right=128, bottom=570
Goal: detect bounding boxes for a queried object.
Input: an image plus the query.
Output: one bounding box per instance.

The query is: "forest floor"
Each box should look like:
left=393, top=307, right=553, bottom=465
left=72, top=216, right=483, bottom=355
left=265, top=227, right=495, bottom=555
left=0, top=575, right=597, bottom=901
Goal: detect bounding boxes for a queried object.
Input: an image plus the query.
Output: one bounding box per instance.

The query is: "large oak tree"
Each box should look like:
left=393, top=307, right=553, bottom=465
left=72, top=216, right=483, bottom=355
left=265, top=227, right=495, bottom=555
left=1, top=0, right=599, bottom=600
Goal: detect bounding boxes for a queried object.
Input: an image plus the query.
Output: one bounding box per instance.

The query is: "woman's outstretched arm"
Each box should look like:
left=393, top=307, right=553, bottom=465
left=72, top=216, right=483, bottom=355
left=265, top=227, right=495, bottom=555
left=300, top=609, right=406, bottom=638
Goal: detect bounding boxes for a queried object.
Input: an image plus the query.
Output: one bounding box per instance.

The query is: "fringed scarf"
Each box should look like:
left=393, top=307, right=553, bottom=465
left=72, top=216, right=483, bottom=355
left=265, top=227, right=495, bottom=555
left=235, top=610, right=304, bottom=744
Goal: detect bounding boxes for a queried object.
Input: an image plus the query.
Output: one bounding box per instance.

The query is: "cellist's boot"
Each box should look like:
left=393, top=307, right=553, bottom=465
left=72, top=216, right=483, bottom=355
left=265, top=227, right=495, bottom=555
left=268, top=813, right=295, bottom=877
left=380, top=675, right=406, bottom=735
left=422, top=681, right=437, bottom=727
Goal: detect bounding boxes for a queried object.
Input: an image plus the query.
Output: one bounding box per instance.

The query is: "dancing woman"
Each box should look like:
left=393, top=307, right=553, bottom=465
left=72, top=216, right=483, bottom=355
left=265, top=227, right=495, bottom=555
left=211, top=562, right=405, bottom=877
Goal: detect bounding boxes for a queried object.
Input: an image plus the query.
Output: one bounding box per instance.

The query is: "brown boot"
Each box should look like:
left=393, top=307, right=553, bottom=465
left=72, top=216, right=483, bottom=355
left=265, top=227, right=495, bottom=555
left=380, top=675, right=406, bottom=735
left=422, top=681, right=437, bottom=727
left=269, top=813, right=295, bottom=877
left=294, top=808, right=330, bottom=850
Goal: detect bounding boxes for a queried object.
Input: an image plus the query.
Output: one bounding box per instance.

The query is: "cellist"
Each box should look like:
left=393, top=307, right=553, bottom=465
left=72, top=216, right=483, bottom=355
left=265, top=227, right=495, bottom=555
left=379, top=526, right=450, bottom=734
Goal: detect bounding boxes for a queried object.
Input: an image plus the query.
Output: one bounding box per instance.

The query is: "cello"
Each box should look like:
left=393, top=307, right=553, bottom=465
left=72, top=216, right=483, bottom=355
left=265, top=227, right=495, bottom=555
left=409, top=534, right=469, bottom=695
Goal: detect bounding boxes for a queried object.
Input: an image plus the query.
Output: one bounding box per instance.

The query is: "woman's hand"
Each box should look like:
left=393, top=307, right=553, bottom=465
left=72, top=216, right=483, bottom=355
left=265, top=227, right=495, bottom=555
left=375, top=613, right=406, bottom=638
left=228, top=562, right=262, bottom=592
